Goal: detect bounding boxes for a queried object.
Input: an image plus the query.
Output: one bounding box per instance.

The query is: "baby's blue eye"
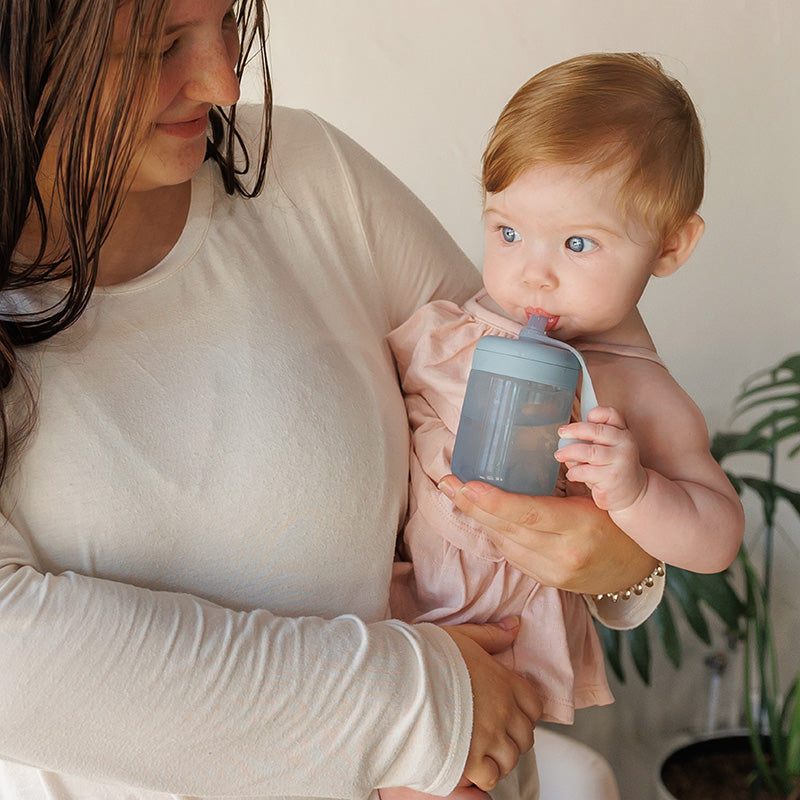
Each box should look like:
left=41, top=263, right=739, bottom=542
left=566, top=236, right=597, bottom=253
left=501, top=226, right=521, bottom=243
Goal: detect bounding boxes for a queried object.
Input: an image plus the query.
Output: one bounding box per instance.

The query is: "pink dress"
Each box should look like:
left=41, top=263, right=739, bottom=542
left=389, top=291, right=622, bottom=724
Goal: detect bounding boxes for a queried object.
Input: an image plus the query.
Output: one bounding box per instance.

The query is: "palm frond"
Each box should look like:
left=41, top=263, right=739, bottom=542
left=732, top=354, right=800, bottom=457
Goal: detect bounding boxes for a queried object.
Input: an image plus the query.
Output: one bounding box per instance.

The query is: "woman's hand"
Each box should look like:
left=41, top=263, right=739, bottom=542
left=437, top=476, right=658, bottom=596
left=443, top=618, right=541, bottom=792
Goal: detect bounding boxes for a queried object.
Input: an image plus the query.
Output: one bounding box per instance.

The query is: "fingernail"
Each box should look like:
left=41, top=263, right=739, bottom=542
left=437, top=480, right=455, bottom=499
left=498, top=616, right=520, bottom=630
left=460, top=485, right=479, bottom=502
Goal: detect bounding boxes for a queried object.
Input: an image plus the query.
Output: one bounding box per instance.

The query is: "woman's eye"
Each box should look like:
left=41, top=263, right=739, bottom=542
left=501, top=226, right=521, bottom=243
left=161, top=38, right=178, bottom=59
left=565, top=236, right=597, bottom=253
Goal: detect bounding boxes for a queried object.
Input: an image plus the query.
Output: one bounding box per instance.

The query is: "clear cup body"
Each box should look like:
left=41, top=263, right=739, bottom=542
left=451, top=369, right=575, bottom=496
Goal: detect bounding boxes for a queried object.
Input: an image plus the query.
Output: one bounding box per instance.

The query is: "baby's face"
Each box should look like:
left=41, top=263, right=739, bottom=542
left=482, top=162, right=662, bottom=342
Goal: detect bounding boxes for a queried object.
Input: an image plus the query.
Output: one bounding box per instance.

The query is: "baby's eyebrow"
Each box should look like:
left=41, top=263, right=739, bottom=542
left=573, top=223, right=626, bottom=239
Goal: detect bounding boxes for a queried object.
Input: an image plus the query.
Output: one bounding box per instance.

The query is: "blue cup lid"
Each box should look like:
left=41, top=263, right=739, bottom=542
left=472, top=335, right=580, bottom=386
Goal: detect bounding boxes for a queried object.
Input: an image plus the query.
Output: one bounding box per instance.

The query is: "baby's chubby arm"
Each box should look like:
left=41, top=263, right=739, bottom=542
left=555, top=357, right=744, bottom=573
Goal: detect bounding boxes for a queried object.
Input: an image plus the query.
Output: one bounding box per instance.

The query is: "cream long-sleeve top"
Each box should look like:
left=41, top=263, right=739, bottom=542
left=0, top=106, right=660, bottom=800
left=0, top=106, right=481, bottom=800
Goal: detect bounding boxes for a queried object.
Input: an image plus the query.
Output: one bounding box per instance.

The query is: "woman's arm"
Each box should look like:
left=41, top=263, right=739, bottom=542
left=306, top=110, right=482, bottom=328
left=0, top=522, right=479, bottom=796
left=436, top=477, right=664, bottom=628
left=1, top=516, right=542, bottom=796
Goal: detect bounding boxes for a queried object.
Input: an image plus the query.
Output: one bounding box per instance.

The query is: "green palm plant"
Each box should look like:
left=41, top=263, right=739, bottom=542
left=720, top=354, right=800, bottom=798
left=600, top=353, right=800, bottom=798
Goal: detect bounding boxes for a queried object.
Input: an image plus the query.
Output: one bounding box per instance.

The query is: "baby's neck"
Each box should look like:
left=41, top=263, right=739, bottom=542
left=570, top=308, right=655, bottom=350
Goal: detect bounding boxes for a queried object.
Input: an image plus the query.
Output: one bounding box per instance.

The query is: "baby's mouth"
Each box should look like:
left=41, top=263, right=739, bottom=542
left=525, top=307, right=559, bottom=331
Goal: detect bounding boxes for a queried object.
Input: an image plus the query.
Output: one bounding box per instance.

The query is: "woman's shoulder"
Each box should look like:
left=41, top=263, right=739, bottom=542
left=266, top=106, right=361, bottom=176
left=235, top=103, right=322, bottom=138
left=230, top=104, right=343, bottom=173
left=270, top=105, right=333, bottom=148
left=232, top=105, right=376, bottom=215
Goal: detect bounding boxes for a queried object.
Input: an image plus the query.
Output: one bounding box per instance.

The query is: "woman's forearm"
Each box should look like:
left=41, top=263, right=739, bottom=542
left=0, top=556, right=470, bottom=796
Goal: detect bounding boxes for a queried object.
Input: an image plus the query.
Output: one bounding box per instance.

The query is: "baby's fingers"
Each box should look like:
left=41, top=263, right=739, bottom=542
left=585, top=405, right=628, bottom=428
left=555, top=438, right=614, bottom=468
left=558, top=419, right=625, bottom=448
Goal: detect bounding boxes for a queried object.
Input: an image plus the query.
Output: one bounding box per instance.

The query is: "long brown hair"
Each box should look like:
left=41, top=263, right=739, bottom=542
left=0, top=0, right=272, bottom=484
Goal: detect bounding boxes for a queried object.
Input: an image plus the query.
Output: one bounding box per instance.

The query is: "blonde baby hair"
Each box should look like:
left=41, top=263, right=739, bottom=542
left=482, top=52, right=705, bottom=245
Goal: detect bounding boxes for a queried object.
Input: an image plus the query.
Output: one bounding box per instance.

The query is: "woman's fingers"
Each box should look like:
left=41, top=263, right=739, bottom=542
left=443, top=624, right=542, bottom=790
left=437, top=475, right=659, bottom=594
left=467, top=710, right=537, bottom=789
left=446, top=617, right=521, bottom=654
left=464, top=755, right=501, bottom=792
left=508, top=709, right=536, bottom=755
left=438, top=476, right=557, bottom=539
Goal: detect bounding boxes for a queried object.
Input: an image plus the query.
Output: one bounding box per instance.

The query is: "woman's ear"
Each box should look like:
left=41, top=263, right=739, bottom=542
left=651, top=213, right=705, bottom=277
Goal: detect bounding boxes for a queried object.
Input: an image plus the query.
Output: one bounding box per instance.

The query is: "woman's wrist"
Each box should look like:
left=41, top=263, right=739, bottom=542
left=574, top=511, right=661, bottom=596
left=585, top=561, right=666, bottom=630
left=591, top=560, right=665, bottom=602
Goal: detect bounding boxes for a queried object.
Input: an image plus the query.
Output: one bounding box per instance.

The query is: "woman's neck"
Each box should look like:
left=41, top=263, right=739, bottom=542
left=94, top=181, right=192, bottom=286
left=15, top=180, right=192, bottom=287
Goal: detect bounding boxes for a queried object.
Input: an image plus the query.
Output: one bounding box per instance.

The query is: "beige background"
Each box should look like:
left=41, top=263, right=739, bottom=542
left=255, top=2, right=800, bottom=794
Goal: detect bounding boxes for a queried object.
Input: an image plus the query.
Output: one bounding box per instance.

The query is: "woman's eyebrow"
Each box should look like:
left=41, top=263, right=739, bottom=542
left=163, top=19, right=194, bottom=36
left=164, top=3, right=235, bottom=36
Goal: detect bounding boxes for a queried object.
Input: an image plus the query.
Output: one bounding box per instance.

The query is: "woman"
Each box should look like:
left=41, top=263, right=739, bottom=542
left=0, top=1, right=662, bottom=798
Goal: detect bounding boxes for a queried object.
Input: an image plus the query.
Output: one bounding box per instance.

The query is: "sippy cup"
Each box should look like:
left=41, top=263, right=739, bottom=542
left=451, top=314, right=596, bottom=496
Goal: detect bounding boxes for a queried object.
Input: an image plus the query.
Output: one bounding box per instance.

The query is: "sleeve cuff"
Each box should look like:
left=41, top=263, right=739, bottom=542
left=583, top=564, right=666, bottom=630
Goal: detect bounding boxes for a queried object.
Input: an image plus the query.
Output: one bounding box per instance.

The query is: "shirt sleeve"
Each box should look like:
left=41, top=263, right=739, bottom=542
left=306, top=112, right=482, bottom=328
left=583, top=566, right=666, bottom=630
left=0, top=518, right=472, bottom=796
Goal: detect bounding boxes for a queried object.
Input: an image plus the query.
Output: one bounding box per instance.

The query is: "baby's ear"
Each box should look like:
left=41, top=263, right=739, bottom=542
left=652, top=213, right=705, bottom=277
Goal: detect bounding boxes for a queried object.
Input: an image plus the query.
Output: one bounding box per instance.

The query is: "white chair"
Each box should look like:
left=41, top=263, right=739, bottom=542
left=535, top=728, right=621, bottom=800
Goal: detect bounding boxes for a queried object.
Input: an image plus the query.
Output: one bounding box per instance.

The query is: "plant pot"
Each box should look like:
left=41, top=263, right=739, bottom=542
left=656, top=731, right=785, bottom=800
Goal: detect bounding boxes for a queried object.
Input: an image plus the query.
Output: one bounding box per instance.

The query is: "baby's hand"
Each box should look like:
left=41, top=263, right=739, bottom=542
left=555, top=406, right=648, bottom=512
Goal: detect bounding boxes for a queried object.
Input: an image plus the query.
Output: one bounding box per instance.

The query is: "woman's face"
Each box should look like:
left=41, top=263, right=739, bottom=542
left=113, top=0, right=241, bottom=193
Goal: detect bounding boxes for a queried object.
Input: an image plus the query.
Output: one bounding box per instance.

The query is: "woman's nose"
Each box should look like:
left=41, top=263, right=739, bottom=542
left=184, top=38, right=241, bottom=107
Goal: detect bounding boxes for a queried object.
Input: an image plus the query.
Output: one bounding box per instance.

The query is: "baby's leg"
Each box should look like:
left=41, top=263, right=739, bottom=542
left=379, top=786, right=490, bottom=800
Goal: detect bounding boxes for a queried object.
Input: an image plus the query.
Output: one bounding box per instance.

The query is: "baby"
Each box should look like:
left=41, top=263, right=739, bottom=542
left=385, top=53, right=744, bottom=799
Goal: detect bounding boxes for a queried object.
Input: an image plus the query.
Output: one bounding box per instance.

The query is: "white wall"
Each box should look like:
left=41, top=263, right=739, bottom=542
left=257, top=1, right=799, bottom=794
